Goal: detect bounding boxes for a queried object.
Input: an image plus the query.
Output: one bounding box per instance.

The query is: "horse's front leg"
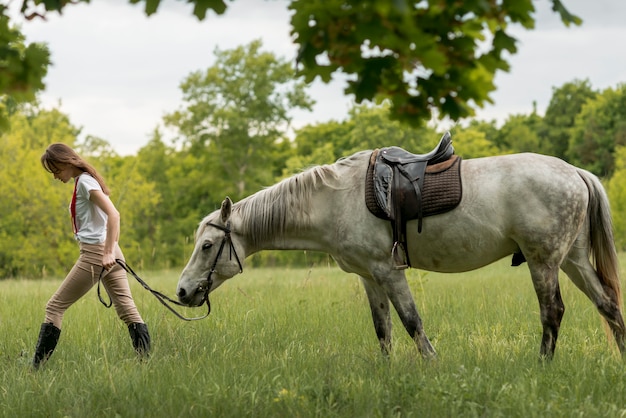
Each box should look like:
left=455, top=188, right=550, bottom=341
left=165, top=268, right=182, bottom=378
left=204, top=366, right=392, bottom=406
left=379, top=272, right=436, bottom=359
left=360, top=276, right=392, bottom=355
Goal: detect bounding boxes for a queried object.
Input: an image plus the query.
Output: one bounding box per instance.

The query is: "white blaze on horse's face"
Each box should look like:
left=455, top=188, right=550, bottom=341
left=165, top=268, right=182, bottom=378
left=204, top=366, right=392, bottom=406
left=177, top=198, right=242, bottom=307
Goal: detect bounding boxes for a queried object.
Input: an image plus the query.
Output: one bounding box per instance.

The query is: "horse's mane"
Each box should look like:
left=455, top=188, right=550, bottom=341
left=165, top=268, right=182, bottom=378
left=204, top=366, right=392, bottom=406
left=231, top=151, right=368, bottom=247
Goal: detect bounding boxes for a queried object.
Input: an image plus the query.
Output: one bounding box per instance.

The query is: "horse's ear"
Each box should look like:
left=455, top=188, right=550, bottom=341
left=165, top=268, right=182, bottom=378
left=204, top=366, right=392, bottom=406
left=220, top=197, right=232, bottom=223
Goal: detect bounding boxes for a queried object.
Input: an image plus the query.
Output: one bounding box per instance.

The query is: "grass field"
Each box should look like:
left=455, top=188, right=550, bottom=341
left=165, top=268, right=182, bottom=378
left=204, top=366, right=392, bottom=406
left=2, top=257, right=626, bottom=417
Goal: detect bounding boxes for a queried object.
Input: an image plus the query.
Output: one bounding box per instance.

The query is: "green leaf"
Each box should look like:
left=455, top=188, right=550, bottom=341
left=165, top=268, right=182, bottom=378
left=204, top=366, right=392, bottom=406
left=493, top=30, right=517, bottom=55
left=551, top=0, right=583, bottom=27
left=41, top=0, right=64, bottom=12
left=503, top=0, right=535, bottom=28
left=144, top=0, right=161, bottom=16
left=192, top=0, right=228, bottom=20
left=351, top=56, right=396, bottom=102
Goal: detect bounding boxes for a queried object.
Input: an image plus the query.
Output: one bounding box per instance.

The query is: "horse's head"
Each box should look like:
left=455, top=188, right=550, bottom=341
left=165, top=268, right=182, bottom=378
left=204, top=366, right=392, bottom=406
left=177, top=197, right=244, bottom=307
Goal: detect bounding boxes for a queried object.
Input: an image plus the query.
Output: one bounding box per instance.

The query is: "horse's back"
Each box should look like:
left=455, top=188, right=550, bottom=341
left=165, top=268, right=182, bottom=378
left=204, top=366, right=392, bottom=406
left=405, top=153, right=589, bottom=272
left=462, top=153, right=585, bottom=207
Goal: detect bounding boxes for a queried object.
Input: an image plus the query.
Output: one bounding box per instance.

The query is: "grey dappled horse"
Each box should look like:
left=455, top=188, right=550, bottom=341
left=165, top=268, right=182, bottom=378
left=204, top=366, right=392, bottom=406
left=176, top=149, right=625, bottom=359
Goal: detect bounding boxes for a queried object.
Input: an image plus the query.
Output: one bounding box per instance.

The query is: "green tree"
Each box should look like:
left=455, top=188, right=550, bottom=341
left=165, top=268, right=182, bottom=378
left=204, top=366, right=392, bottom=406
left=343, top=104, right=437, bottom=155
left=542, top=79, right=597, bottom=159
left=292, top=0, right=580, bottom=125
left=281, top=140, right=336, bottom=178
left=290, top=103, right=438, bottom=172
left=607, top=146, right=626, bottom=250
left=286, top=121, right=348, bottom=172
left=451, top=127, right=500, bottom=159
left=0, top=6, right=50, bottom=129
left=163, top=39, right=313, bottom=200
left=496, top=112, right=543, bottom=154
left=465, top=119, right=500, bottom=150
left=111, top=158, right=161, bottom=269
left=0, top=106, right=77, bottom=277
left=131, top=133, right=176, bottom=268
left=9, top=0, right=580, bottom=129
left=567, top=84, right=626, bottom=177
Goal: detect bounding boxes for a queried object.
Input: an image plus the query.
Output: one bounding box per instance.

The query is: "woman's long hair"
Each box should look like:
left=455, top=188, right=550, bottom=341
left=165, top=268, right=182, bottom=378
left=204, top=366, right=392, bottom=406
left=41, top=143, right=111, bottom=195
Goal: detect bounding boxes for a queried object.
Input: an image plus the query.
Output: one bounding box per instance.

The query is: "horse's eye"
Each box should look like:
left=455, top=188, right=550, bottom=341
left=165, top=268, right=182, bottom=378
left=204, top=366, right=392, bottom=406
left=202, top=242, right=213, bottom=251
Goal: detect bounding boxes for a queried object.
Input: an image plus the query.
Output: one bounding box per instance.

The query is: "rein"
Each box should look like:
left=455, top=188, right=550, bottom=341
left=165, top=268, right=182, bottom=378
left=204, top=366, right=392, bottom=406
left=95, top=220, right=242, bottom=321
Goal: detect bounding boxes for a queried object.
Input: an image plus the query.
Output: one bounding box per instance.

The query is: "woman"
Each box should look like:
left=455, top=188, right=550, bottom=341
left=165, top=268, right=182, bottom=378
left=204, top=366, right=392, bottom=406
left=33, top=143, right=150, bottom=369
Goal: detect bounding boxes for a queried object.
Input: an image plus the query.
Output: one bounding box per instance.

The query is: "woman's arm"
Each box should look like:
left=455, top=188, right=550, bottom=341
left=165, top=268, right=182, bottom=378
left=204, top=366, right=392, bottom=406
left=89, top=189, right=120, bottom=269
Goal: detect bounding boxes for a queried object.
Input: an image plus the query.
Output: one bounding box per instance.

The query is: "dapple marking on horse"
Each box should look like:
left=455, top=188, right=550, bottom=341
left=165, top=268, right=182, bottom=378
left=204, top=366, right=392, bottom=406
left=176, top=144, right=625, bottom=360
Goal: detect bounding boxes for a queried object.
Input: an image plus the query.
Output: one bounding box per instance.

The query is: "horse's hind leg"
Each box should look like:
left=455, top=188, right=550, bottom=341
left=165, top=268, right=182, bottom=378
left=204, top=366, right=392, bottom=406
left=561, top=243, right=626, bottom=352
left=360, top=276, right=392, bottom=355
left=528, top=263, right=564, bottom=360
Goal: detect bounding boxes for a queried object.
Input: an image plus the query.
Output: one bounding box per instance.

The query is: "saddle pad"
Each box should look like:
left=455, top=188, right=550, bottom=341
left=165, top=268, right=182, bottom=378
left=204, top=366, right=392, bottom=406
left=365, top=150, right=463, bottom=220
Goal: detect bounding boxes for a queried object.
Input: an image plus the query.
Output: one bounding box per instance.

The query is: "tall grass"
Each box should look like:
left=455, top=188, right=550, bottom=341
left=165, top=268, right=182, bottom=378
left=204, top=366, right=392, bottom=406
left=2, top=257, right=626, bottom=417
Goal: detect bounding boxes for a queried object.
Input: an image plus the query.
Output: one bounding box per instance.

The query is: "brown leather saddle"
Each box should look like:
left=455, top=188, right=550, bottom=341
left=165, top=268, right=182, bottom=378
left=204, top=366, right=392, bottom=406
left=365, top=132, right=462, bottom=269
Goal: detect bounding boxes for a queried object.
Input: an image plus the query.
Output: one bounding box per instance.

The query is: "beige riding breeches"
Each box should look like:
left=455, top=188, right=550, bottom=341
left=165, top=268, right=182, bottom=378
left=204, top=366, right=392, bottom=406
left=44, top=242, right=144, bottom=328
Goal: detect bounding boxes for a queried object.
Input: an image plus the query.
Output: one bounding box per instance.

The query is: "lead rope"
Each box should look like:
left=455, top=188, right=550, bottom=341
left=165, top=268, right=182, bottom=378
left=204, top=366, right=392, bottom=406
left=116, top=259, right=212, bottom=321
left=96, top=221, right=242, bottom=321
left=96, top=266, right=113, bottom=308
left=96, top=259, right=211, bottom=321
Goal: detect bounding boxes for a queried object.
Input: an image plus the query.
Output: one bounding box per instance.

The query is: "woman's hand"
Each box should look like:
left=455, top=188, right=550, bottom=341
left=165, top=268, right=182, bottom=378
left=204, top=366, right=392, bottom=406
left=102, top=252, right=117, bottom=270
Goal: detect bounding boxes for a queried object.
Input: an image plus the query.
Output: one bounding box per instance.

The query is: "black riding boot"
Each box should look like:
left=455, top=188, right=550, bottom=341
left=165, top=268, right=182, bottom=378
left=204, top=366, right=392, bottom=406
left=32, top=323, right=61, bottom=370
left=128, top=323, right=151, bottom=358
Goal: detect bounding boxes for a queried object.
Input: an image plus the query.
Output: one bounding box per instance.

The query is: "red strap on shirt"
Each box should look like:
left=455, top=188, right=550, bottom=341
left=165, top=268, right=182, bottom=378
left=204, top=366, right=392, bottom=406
left=71, top=177, right=78, bottom=234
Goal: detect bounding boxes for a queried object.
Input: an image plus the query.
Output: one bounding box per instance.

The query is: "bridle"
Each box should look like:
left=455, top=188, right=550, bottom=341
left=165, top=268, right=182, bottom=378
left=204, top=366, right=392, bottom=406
left=97, top=221, right=243, bottom=321
left=201, top=220, right=243, bottom=299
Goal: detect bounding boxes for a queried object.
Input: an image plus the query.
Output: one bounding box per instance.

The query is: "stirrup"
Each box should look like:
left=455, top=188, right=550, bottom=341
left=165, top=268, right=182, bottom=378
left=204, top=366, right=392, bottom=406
left=391, top=242, right=409, bottom=270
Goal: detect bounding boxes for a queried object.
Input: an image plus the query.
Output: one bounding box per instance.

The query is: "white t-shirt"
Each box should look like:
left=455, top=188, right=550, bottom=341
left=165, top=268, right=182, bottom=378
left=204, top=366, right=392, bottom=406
left=71, top=174, right=108, bottom=244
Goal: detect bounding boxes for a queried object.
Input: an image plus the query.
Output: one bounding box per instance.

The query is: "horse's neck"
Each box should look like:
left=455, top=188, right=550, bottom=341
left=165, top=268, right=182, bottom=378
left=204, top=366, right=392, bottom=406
left=235, top=211, right=332, bottom=255
left=236, top=153, right=368, bottom=255
left=235, top=194, right=339, bottom=255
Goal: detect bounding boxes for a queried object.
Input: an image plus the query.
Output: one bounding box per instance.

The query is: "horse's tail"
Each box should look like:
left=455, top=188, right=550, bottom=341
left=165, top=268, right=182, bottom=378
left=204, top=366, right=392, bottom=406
left=577, top=169, right=622, bottom=310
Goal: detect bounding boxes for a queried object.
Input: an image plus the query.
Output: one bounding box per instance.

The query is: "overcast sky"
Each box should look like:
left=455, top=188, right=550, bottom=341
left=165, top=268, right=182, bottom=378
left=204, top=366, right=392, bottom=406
left=10, top=0, right=626, bottom=155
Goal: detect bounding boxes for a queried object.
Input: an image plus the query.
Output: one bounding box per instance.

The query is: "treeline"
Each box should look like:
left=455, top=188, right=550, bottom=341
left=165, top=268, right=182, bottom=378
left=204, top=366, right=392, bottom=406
left=2, top=42, right=626, bottom=278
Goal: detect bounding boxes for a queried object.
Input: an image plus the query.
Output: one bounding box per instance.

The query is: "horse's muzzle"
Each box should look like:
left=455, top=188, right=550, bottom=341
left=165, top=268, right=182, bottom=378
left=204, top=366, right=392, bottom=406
left=177, top=280, right=209, bottom=307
